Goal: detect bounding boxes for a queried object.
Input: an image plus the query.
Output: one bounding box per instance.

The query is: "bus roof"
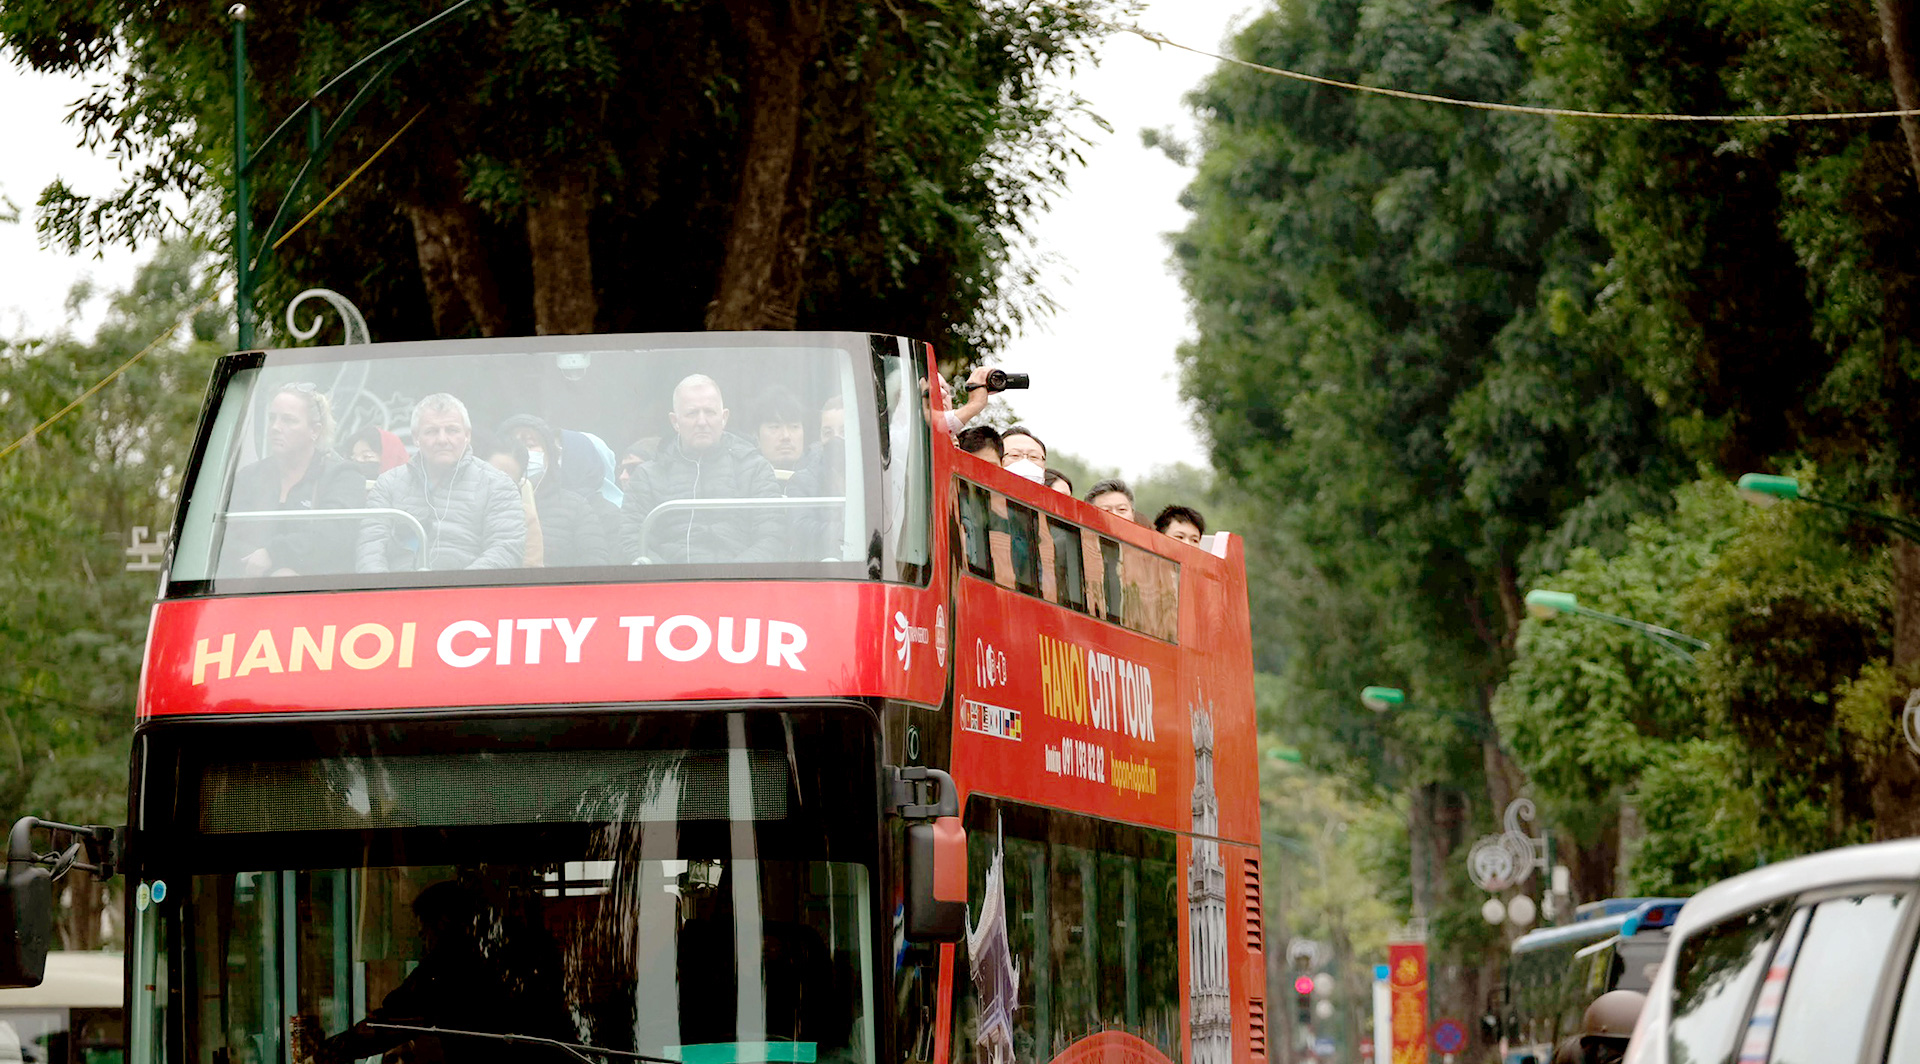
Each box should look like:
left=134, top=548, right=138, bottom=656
left=0, top=952, right=121, bottom=1008
left=1511, top=898, right=1686, bottom=954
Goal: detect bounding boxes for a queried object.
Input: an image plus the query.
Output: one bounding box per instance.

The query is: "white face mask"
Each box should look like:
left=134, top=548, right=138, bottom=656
left=1006, top=458, right=1046, bottom=483
left=524, top=448, right=546, bottom=482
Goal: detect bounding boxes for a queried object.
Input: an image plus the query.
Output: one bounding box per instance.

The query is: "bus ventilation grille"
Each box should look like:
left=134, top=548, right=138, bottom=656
left=1248, top=998, right=1268, bottom=1060
left=1244, top=857, right=1264, bottom=952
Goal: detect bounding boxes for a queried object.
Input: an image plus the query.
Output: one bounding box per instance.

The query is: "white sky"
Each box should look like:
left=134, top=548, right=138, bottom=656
left=0, top=1, right=1256, bottom=478
left=999, top=1, right=1258, bottom=477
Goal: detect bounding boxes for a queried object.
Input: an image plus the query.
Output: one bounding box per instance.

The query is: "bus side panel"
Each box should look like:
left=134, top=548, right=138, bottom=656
left=1184, top=536, right=1260, bottom=848
left=1227, top=843, right=1267, bottom=1064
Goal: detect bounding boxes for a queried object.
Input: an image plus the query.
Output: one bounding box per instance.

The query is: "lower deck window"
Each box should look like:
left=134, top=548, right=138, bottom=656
left=947, top=797, right=1181, bottom=1064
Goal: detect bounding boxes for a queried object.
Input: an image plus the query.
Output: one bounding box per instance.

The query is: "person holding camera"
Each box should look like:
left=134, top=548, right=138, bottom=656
left=943, top=366, right=997, bottom=434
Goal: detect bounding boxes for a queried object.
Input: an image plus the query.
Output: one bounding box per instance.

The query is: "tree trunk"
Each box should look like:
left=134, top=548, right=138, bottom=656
left=1408, top=784, right=1437, bottom=922
left=1563, top=820, right=1620, bottom=906
left=759, top=135, right=818, bottom=330
left=1875, top=0, right=1920, bottom=192
left=404, top=200, right=509, bottom=338
left=1872, top=540, right=1920, bottom=838
left=527, top=173, right=598, bottom=335
left=707, top=0, right=822, bottom=331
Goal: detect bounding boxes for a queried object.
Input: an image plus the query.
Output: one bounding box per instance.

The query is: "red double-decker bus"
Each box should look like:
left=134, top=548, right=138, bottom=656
left=4, top=332, right=1263, bottom=1064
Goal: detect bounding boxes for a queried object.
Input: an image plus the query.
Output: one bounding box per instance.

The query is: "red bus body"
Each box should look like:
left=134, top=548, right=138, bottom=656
left=126, top=333, right=1264, bottom=1064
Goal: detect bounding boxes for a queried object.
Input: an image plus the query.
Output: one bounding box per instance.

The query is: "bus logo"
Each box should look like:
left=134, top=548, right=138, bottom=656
left=962, top=699, right=1022, bottom=741
left=893, top=610, right=929, bottom=668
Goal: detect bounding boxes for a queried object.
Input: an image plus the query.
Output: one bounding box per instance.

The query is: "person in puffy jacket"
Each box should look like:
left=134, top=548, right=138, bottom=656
left=357, top=393, right=527, bottom=572
left=620, top=374, right=783, bottom=564
left=497, top=414, right=613, bottom=568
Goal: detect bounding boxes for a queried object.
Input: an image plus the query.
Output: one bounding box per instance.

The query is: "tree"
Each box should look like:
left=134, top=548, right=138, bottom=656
left=1523, top=0, right=1920, bottom=836
left=1173, top=0, right=1680, bottom=1024
left=0, top=0, right=1116, bottom=359
left=0, top=242, right=224, bottom=948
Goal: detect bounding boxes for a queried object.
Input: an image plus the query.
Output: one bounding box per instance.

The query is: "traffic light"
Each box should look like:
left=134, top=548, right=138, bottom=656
left=1293, top=958, right=1314, bottom=1028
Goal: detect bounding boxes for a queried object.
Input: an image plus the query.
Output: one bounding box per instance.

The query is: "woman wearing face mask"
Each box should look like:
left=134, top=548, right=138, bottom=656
left=999, top=425, right=1049, bottom=484
left=496, top=415, right=613, bottom=567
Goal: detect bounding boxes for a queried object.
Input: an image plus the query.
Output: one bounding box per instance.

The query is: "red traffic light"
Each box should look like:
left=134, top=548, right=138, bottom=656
left=1294, top=975, right=1315, bottom=995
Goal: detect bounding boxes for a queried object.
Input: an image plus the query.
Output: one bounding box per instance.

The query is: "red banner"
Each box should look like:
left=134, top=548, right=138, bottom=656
left=1388, top=941, right=1429, bottom=1064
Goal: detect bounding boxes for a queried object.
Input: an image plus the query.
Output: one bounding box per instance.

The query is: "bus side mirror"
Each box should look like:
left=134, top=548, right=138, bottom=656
left=0, top=863, right=51, bottom=988
left=893, top=766, right=967, bottom=942
left=907, top=816, right=967, bottom=941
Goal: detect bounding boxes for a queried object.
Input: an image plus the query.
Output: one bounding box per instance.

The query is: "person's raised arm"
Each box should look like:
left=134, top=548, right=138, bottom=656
left=944, top=366, right=994, bottom=434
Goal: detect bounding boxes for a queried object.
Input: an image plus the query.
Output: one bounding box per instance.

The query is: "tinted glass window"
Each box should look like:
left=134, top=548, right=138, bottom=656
left=1884, top=925, right=1920, bottom=1063
left=960, top=481, right=994, bottom=579
left=949, top=797, right=1180, bottom=1064
left=951, top=478, right=1178, bottom=642
left=1668, top=904, right=1787, bottom=1064
left=1004, top=500, right=1042, bottom=597
left=1048, top=519, right=1087, bottom=614
left=1766, top=893, right=1906, bottom=1064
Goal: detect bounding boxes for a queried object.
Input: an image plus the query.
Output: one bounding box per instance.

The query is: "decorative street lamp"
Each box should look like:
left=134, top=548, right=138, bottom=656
left=1523, top=589, right=1709, bottom=663
left=228, top=0, right=488, bottom=348
left=1736, top=473, right=1920, bottom=546
left=1359, top=686, right=1493, bottom=737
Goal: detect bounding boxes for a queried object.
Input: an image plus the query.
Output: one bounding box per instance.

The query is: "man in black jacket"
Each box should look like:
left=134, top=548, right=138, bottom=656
left=620, top=375, right=784, bottom=564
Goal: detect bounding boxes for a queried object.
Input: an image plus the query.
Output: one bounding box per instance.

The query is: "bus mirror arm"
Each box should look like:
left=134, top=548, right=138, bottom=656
left=890, top=767, right=967, bottom=943
left=0, top=818, right=118, bottom=990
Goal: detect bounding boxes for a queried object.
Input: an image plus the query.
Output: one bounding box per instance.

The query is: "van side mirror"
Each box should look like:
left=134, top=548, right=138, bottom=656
left=893, top=767, right=968, bottom=942
left=0, top=818, right=119, bottom=988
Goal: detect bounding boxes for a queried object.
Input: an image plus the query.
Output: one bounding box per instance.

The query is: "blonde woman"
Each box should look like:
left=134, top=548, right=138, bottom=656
left=228, top=383, right=366, bottom=576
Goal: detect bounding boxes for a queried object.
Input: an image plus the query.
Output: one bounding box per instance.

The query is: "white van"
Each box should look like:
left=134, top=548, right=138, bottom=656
left=0, top=953, right=122, bottom=1064
left=1624, top=838, right=1920, bottom=1064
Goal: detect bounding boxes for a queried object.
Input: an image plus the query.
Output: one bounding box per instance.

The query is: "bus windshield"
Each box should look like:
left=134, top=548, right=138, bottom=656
left=168, top=333, right=932, bottom=593
left=128, top=710, right=879, bottom=1064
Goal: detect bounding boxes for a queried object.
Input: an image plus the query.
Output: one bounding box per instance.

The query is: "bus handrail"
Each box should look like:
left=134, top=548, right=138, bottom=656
left=222, top=507, right=430, bottom=548
left=635, top=496, right=846, bottom=563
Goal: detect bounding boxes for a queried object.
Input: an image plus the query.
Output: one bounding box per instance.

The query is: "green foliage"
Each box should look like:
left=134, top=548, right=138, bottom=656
left=0, top=244, right=221, bottom=838
left=1494, top=482, right=1735, bottom=851
left=0, top=0, right=1122, bottom=358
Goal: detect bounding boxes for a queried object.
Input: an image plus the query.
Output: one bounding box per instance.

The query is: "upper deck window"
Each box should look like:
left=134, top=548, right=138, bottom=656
left=168, top=333, right=931, bottom=595
left=952, top=476, right=1179, bottom=642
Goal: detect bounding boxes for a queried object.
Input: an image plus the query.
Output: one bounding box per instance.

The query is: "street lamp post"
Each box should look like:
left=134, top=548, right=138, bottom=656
left=227, top=0, right=488, bottom=348
left=1522, top=589, right=1709, bottom=663
left=1361, top=686, right=1495, bottom=737
left=1737, top=473, right=1920, bottom=545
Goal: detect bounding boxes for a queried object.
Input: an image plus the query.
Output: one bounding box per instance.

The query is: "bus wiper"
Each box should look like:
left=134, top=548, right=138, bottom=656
left=363, top=1023, right=684, bottom=1064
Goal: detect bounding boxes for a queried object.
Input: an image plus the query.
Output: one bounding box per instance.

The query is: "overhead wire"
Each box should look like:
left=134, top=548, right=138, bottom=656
left=0, top=288, right=228, bottom=464
left=1114, top=21, right=1920, bottom=123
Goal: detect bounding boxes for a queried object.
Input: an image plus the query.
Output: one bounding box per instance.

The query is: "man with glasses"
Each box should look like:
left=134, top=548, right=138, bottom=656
left=619, top=374, right=783, bottom=564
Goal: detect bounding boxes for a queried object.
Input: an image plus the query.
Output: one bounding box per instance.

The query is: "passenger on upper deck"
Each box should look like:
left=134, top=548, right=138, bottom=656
left=1000, top=426, right=1047, bottom=483
left=619, top=374, right=783, bottom=564
left=752, top=387, right=810, bottom=480
left=498, top=414, right=614, bottom=567
left=1154, top=504, right=1205, bottom=545
left=1044, top=468, right=1073, bottom=496
left=227, top=384, right=366, bottom=576
left=819, top=395, right=845, bottom=444
left=617, top=438, right=657, bottom=494
left=1086, top=478, right=1137, bottom=522
left=956, top=425, right=1002, bottom=464
left=356, top=393, right=527, bottom=572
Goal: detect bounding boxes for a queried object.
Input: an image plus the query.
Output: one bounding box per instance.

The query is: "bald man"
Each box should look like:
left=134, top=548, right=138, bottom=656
left=619, top=374, right=784, bottom=563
